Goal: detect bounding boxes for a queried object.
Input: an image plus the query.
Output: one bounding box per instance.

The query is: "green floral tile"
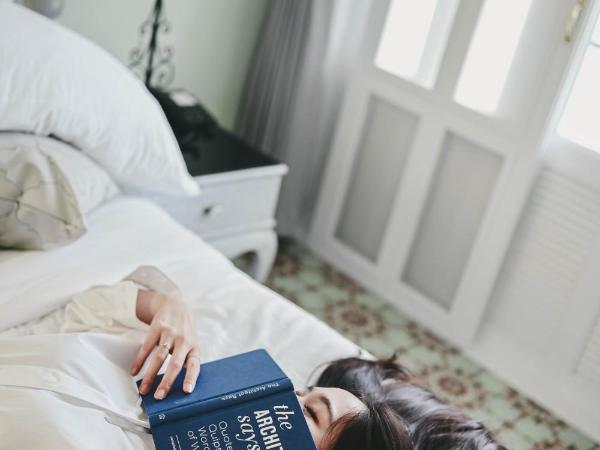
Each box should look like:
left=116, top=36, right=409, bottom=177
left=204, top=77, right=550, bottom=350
left=236, top=239, right=599, bottom=450
left=478, top=371, right=514, bottom=395
left=495, top=428, right=535, bottom=449
left=558, top=427, right=600, bottom=450
left=485, top=396, right=523, bottom=423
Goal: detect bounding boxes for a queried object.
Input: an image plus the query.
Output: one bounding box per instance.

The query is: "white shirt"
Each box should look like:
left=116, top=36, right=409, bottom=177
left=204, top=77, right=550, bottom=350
left=0, top=274, right=365, bottom=449
left=0, top=282, right=155, bottom=450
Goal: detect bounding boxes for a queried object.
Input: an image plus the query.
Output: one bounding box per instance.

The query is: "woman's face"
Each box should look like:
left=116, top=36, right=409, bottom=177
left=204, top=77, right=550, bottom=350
left=296, top=387, right=366, bottom=448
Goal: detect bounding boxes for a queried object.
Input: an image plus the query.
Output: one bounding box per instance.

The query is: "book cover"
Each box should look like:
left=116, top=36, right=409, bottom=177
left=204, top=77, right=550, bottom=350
left=139, top=349, right=317, bottom=450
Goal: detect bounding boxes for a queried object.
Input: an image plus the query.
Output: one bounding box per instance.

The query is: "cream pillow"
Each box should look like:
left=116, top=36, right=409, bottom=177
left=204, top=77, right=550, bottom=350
left=0, top=133, right=119, bottom=250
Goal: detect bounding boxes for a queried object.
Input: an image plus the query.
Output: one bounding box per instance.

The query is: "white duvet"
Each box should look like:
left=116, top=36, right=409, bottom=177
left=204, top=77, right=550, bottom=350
left=0, top=196, right=363, bottom=378
left=0, top=197, right=364, bottom=449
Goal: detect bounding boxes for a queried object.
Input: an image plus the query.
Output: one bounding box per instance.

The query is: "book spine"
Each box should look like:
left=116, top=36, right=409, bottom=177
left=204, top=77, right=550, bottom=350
left=150, top=377, right=293, bottom=428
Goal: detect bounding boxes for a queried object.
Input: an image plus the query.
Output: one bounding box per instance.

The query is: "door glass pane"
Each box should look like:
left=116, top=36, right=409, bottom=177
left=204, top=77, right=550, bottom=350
left=375, top=0, right=459, bottom=88
left=557, top=46, right=600, bottom=153
left=454, top=0, right=534, bottom=114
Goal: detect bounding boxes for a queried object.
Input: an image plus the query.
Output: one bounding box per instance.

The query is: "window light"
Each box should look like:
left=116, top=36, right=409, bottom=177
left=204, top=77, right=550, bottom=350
left=454, top=0, right=534, bottom=114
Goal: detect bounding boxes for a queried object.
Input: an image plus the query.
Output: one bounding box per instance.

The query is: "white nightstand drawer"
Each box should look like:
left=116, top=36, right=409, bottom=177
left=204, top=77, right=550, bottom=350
left=153, top=164, right=287, bottom=240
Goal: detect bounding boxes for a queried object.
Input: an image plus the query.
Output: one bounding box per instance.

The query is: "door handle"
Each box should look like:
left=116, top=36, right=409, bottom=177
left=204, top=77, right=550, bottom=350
left=565, top=0, right=587, bottom=43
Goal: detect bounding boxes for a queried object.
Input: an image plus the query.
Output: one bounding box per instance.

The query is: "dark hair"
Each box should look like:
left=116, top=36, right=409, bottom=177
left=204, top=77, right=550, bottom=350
left=316, top=357, right=506, bottom=450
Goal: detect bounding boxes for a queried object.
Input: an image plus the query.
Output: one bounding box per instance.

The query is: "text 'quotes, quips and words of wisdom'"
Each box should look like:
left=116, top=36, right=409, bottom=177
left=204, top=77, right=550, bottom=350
left=184, top=403, right=298, bottom=450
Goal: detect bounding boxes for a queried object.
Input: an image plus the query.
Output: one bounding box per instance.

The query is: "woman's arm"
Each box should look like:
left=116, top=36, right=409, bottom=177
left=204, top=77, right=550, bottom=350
left=127, top=267, right=201, bottom=400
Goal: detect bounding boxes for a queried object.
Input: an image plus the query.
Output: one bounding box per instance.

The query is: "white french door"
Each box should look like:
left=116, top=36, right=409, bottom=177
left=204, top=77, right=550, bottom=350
left=309, top=0, right=600, bottom=440
left=310, top=0, right=577, bottom=345
left=470, top=1, right=600, bottom=439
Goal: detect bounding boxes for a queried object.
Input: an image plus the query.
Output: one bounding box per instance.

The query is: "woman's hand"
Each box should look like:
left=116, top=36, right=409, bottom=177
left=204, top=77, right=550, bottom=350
left=130, top=289, right=201, bottom=400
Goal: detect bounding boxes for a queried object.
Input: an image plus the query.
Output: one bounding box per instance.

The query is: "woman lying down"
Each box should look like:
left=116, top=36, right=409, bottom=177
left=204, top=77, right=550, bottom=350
left=0, top=266, right=505, bottom=450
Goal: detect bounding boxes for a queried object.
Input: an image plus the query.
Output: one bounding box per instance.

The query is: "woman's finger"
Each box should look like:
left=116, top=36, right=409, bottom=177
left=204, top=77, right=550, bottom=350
left=130, top=323, right=161, bottom=375
left=183, top=347, right=202, bottom=394
left=154, top=339, right=191, bottom=399
left=139, top=332, right=173, bottom=395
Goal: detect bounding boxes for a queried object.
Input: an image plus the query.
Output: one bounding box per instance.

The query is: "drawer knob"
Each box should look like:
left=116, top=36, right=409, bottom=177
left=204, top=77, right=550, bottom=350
left=202, top=203, right=224, bottom=219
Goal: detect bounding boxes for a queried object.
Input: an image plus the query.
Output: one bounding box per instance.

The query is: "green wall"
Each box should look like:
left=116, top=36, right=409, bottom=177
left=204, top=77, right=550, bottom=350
left=59, top=0, right=269, bottom=130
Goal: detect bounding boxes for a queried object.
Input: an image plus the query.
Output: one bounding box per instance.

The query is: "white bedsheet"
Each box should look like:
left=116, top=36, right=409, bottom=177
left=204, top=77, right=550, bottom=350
left=0, top=196, right=363, bottom=386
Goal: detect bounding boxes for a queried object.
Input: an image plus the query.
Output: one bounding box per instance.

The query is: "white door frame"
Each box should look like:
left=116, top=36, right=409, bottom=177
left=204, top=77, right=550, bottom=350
left=309, top=0, right=587, bottom=348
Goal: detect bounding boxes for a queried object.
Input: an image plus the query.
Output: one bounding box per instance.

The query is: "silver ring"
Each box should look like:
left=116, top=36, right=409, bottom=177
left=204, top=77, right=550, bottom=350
left=159, top=342, right=172, bottom=352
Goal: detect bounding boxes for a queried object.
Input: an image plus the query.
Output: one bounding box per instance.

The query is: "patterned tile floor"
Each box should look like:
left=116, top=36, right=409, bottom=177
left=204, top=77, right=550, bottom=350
left=240, top=239, right=599, bottom=450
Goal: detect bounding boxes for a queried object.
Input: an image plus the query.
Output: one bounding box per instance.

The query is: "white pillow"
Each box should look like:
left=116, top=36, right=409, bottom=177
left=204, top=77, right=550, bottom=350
left=0, top=3, right=198, bottom=196
left=0, top=133, right=119, bottom=249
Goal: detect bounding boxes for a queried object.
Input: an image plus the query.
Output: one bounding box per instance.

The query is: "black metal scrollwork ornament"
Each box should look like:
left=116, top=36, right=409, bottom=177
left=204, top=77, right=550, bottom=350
left=129, top=0, right=175, bottom=88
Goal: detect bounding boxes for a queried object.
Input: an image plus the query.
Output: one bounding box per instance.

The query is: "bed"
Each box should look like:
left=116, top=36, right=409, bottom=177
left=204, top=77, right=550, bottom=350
left=0, top=5, right=367, bottom=447
left=0, top=195, right=364, bottom=387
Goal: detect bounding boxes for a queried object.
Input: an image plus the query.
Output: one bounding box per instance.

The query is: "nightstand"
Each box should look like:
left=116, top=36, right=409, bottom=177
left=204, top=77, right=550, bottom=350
left=151, top=129, right=288, bottom=282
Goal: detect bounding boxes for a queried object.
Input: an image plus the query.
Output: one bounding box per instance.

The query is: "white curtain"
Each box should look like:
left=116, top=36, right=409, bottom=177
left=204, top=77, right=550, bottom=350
left=237, top=0, right=369, bottom=239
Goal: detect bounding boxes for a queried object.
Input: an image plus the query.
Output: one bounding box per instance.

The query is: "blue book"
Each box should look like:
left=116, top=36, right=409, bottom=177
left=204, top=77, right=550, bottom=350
left=139, top=349, right=318, bottom=450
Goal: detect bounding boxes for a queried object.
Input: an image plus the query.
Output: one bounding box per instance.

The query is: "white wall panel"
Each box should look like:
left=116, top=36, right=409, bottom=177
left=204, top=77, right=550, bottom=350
left=402, top=133, right=502, bottom=307
left=335, top=97, right=418, bottom=260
